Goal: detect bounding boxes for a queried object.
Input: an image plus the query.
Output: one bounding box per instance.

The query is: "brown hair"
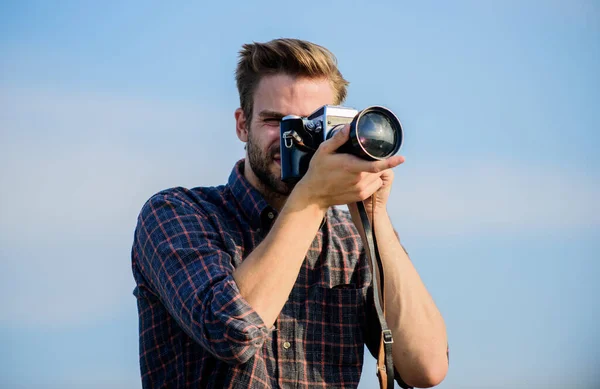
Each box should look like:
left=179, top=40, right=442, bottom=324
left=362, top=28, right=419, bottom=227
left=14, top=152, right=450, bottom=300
left=235, top=38, right=349, bottom=124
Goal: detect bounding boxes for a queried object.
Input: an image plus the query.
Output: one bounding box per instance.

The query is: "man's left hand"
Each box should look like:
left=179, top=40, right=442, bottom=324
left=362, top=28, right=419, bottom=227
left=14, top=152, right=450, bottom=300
left=347, top=158, right=403, bottom=227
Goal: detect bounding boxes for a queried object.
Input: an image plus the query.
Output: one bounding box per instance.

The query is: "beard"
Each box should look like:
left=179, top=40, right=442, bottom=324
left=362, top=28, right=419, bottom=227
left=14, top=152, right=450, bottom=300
left=246, top=129, right=294, bottom=197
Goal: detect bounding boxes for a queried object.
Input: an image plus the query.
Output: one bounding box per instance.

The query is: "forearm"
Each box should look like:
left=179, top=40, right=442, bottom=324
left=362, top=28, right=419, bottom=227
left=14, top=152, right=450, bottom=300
left=373, top=210, right=448, bottom=387
left=233, top=185, right=326, bottom=329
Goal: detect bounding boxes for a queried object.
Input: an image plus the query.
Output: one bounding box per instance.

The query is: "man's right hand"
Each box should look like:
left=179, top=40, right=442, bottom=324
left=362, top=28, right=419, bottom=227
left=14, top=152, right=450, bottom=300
left=294, top=124, right=405, bottom=211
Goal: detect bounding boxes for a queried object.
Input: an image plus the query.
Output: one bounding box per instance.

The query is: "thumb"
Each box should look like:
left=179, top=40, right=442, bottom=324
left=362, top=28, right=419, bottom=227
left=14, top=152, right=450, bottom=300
left=319, top=124, right=350, bottom=154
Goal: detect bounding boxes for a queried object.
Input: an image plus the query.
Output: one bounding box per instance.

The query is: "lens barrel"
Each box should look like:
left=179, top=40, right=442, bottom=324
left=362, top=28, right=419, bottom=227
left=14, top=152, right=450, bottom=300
left=331, top=106, right=403, bottom=160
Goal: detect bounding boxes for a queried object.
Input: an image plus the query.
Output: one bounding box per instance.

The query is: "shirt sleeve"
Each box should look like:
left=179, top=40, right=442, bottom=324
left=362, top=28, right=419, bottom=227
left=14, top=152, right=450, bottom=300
left=133, top=189, right=269, bottom=365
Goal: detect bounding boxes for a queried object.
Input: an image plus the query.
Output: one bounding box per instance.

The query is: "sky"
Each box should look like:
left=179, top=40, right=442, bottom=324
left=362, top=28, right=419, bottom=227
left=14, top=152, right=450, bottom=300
left=0, top=1, right=599, bottom=388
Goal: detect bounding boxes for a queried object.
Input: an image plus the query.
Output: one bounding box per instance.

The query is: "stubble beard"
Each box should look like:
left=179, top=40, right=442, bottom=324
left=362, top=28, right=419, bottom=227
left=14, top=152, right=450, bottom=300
left=246, top=128, right=294, bottom=199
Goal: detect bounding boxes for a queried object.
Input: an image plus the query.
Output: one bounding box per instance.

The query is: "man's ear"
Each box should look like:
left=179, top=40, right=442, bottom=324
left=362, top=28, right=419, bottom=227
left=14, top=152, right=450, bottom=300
left=235, top=108, right=249, bottom=143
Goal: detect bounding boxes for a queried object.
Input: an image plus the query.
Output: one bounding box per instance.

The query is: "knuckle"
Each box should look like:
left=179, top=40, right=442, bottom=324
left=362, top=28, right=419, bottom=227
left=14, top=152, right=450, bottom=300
left=369, top=163, right=381, bottom=174
left=357, top=184, right=371, bottom=200
left=354, top=177, right=368, bottom=192
left=358, top=189, right=371, bottom=201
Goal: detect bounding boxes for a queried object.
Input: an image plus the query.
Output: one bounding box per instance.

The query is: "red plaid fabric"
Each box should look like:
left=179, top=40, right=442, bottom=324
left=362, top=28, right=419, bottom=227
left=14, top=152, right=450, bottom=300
left=131, top=159, right=401, bottom=388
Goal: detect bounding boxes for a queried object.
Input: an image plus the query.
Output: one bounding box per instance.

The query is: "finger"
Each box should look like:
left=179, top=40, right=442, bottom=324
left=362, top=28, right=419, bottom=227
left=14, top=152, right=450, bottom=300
left=318, top=124, right=350, bottom=154
left=379, top=168, right=394, bottom=181
left=349, top=155, right=406, bottom=174
left=360, top=177, right=384, bottom=200
left=362, top=170, right=386, bottom=187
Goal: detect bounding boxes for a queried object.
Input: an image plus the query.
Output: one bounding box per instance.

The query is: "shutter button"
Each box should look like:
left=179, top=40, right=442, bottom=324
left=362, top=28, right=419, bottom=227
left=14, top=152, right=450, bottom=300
left=283, top=341, right=291, bottom=349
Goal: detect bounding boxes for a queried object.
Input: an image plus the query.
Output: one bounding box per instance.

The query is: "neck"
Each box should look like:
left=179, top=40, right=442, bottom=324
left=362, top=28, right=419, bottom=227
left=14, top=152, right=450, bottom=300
left=243, top=160, right=289, bottom=212
left=262, top=190, right=288, bottom=212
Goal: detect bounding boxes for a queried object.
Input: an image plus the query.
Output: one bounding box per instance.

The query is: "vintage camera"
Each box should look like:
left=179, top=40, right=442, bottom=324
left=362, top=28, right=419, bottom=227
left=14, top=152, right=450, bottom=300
left=280, top=105, right=403, bottom=182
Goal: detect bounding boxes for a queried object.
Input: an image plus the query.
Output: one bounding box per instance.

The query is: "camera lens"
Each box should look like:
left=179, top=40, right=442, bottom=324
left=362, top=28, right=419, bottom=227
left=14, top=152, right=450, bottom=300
left=357, top=112, right=397, bottom=158
left=349, top=106, right=402, bottom=160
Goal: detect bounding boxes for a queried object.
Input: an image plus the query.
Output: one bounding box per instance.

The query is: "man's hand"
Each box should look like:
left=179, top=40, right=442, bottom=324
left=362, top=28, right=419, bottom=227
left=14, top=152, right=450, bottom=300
left=353, top=167, right=397, bottom=221
left=294, top=124, right=405, bottom=212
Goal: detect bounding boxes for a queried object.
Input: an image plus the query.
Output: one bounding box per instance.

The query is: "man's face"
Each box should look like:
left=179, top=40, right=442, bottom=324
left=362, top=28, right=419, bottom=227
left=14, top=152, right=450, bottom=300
left=239, top=74, right=336, bottom=196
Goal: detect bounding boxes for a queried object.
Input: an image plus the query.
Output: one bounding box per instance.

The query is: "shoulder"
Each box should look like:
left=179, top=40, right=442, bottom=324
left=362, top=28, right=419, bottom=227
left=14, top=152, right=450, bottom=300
left=138, top=185, right=229, bottom=222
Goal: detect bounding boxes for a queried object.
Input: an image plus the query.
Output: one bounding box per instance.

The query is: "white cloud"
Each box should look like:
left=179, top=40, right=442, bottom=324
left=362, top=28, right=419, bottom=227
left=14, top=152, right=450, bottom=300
left=0, top=87, right=598, bottom=328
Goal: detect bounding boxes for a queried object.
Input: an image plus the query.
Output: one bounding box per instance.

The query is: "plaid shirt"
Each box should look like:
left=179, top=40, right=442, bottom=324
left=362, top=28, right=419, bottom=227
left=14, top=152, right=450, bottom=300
left=131, top=160, right=406, bottom=388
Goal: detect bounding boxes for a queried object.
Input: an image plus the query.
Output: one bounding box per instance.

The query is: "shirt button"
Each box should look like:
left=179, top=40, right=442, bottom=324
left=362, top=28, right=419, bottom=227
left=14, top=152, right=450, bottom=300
left=267, top=211, right=275, bottom=219
left=283, top=341, right=291, bottom=349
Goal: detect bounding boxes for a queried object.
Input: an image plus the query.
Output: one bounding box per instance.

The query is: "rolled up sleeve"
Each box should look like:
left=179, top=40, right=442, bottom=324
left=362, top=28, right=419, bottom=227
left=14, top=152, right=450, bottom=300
left=134, top=190, right=269, bottom=364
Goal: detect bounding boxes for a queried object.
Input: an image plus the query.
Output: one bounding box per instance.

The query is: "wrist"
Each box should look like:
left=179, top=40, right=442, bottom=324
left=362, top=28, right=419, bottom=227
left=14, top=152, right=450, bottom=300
left=371, top=204, right=389, bottom=222
left=287, top=182, right=328, bottom=216
left=290, top=181, right=328, bottom=213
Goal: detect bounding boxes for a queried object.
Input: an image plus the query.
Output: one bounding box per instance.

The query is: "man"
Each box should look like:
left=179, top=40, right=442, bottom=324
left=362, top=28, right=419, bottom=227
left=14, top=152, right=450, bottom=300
left=131, top=38, right=448, bottom=388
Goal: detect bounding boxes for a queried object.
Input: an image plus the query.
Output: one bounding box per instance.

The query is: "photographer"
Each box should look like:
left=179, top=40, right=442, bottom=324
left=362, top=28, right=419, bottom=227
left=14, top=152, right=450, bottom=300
left=131, top=38, right=448, bottom=388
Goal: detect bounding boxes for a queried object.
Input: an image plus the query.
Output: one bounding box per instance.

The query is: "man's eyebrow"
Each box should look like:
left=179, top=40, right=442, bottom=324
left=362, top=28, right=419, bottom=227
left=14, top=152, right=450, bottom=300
left=257, top=110, right=286, bottom=120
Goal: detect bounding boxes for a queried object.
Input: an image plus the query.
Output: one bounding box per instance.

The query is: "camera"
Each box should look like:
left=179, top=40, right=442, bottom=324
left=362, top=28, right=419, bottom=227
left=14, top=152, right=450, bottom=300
left=280, top=105, right=403, bottom=183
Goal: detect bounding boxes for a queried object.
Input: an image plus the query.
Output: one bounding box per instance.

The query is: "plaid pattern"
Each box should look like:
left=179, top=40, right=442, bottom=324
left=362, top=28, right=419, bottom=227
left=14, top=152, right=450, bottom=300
left=132, top=159, right=390, bottom=388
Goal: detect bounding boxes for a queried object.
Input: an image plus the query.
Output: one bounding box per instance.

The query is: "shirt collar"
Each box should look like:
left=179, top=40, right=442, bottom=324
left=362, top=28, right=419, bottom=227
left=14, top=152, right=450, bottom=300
left=228, top=159, right=278, bottom=231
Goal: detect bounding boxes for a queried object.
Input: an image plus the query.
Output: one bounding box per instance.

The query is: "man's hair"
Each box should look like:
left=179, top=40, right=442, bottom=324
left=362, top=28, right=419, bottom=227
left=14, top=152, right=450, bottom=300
left=235, top=38, right=349, bottom=125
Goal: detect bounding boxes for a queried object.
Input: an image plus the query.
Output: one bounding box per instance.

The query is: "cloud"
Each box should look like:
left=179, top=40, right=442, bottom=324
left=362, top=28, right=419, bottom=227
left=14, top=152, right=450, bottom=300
left=389, top=162, right=599, bottom=237
left=0, top=86, right=241, bottom=328
left=0, top=87, right=598, bottom=328
left=0, top=86, right=241, bottom=243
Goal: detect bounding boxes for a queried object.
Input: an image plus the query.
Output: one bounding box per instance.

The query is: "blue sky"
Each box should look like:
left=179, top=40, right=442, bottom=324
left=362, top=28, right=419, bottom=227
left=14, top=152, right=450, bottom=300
left=1, top=1, right=598, bottom=388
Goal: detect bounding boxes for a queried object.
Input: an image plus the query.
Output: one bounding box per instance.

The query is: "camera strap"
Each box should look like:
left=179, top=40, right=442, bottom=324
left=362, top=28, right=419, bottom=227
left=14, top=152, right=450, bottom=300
left=355, top=200, right=396, bottom=389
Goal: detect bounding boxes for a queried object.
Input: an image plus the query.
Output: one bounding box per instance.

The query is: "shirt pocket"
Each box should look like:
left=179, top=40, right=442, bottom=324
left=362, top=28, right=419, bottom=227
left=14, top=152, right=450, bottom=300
left=306, top=285, right=367, bottom=370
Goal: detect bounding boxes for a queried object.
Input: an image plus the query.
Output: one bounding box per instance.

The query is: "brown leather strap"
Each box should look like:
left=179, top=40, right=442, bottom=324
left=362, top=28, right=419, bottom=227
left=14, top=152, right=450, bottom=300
left=356, top=200, right=395, bottom=389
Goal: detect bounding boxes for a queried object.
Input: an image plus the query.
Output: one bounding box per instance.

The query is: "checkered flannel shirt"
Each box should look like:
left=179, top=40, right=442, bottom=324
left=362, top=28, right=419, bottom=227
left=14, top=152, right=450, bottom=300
left=131, top=159, right=409, bottom=388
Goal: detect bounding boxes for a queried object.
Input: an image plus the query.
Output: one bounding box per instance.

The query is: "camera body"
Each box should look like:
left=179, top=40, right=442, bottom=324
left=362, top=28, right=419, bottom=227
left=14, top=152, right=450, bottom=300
left=280, top=104, right=403, bottom=183
left=280, top=105, right=358, bottom=183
